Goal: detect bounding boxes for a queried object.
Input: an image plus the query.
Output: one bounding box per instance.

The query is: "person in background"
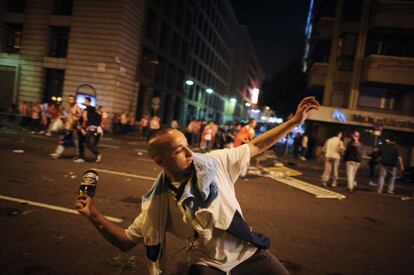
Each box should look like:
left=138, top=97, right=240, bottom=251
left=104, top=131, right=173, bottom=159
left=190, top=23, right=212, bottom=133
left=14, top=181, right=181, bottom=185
left=200, top=121, right=214, bottom=152
left=321, top=131, right=345, bottom=187
left=30, top=102, right=41, bottom=134
left=74, top=97, right=102, bottom=163
left=149, top=115, right=161, bottom=136
left=300, top=133, right=309, bottom=161
left=234, top=119, right=256, bottom=147
left=368, top=146, right=380, bottom=186
left=293, top=133, right=302, bottom=159
left=170, top=119, right=179, bottom=129
left=376, top=136, right=404, bottom=194
left=343, top=131, right=362, bottom=192
left=139, top=115, right=149, bottom=139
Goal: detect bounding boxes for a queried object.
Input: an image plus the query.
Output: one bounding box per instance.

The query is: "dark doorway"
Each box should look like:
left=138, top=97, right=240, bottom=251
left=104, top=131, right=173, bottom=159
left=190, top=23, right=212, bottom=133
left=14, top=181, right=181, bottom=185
left=0, top=65, right=16, bottom=112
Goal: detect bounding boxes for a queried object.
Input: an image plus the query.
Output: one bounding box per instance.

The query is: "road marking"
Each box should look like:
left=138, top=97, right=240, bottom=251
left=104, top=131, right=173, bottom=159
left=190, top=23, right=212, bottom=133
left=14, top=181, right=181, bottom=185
left=91, top=168, right=157, bottom=181
left=0, top=195, right=123, bottom=223
left=134, top=149, right=147, bottom=153
left=271, top=176, right=346, bottom=199
left=99, top=144, right=120, bottom=149
left=135, top=158, right=154, bottom=163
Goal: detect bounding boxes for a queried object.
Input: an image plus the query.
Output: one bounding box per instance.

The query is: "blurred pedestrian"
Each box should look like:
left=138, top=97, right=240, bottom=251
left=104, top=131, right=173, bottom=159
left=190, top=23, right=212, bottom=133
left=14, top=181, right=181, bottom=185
left=30, top=103, right=41, bottom=133
left=170, top=119, right=179, bottom=129
left=321, top=131, right=345, bottom=187
left=343, top=131, right=362, bottom=192
left=377, top=136, right=404, bottom=194
left=234, top=119, right=256, bottom=147
left=293, top=133, right=302, bottom=159
left=149, top=115, right=160, bottom=135
left=139, top=115, right=149, bottom=139
left=74, top=97, right=102, bottom=163
left=200, top=121, right=214, bottom=152
left=368, top=146, right=380, bottom=186
left=300, top=133, right=308, bottom=160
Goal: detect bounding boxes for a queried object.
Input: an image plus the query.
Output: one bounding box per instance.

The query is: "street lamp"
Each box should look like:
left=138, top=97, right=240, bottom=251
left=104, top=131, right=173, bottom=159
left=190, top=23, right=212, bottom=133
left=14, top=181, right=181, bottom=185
left=185, top=80, right=194, bottom=86
left=206, top=88, right=213, bottom=94
left=244, top=102, right=251, bottom=107
left=230, top=98, right=237, bottom=103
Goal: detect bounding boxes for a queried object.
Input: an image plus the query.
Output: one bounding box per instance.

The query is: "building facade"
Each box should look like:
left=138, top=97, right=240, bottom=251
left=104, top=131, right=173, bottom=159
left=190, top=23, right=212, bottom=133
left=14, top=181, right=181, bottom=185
left=136, top=0, right=263, bottom=126
left=0, top=0, right=262, bottom=127
left=0, top=0, right=145, bottom=117
left=304, top=0, right=414, bottom=165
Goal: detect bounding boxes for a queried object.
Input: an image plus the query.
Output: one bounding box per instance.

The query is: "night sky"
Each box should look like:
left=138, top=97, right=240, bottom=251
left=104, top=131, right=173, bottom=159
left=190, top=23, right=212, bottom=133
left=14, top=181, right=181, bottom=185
left=229, top=0, right=310, bottom=77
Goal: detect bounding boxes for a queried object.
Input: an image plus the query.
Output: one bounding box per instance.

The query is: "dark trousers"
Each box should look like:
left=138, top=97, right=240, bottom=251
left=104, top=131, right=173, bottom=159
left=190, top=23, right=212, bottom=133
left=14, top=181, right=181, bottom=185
left=77, top=130, right=86, bottom=158
left=85, top=131, right=100, bottom=156
left=188, top=249, right=290, bottom=275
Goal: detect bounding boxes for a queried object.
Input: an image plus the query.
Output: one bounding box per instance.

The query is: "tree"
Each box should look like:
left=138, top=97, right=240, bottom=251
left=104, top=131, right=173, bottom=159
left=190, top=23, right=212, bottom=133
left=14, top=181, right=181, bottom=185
left=261, top=62, right=307, bottom=119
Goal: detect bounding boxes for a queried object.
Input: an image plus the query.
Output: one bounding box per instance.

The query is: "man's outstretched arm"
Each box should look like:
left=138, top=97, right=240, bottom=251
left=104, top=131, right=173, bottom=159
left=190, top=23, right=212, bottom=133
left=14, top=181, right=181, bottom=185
left=248, top=97, right=319, bottom=157
left=75, top=194, right=138, bottom=251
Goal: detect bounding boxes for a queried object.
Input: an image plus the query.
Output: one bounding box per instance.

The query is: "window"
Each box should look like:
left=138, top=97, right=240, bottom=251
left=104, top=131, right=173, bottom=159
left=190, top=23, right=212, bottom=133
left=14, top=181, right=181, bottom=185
left=7, top=0, right=25, bottom=12
left=175, top=1, right=184, bottom=29
left=3, top=23, right=23, bottom=53
left=170, top=33, right=180, bottom=57
left=159, top=22, right=170, bottom=49
left=342, top=0, right=363, bottom=21
left=184, top=11, right=192, bottom=34
left=43, top=69, right=65, bottom=103
left=140, top=47, right=156, bottom=78
left=176, top=69, right=184, bottom=92
left=180, top=42, right=188, bottom=64
left=49, top=27, right=69, bottom=57
left=167, top=64, right=176, bottom=89
left=338, top=33, right=357, bottom=70
left=145, top=9, right=158, bottom=42
left=53, top=0, right=73, bottom=15
left=154, top=57, right=166, bottom=84
left=358, top=87, right=403, bottom=111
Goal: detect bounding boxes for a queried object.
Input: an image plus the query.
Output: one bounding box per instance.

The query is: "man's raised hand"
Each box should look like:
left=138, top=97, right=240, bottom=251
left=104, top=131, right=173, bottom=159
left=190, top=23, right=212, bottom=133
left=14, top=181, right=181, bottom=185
left=292, top=96, right=320, bottom=124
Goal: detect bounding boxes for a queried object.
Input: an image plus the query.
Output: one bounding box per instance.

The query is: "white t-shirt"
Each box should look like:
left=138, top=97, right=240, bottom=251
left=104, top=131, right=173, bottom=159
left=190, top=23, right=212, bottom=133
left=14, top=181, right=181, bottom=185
left=323, top=136, right=345, bottom=159
left=125, top=144, right=257, bottom=272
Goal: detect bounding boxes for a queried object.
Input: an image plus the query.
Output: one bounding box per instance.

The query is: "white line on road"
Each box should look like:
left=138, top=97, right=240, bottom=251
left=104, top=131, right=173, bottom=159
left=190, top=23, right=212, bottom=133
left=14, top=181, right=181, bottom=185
left=99, top=144, right=120, bottom=149
left=0, top=195, right=123, bottom=223
left=134, top=149, right=147, bottom=153
left=91, top=168, right=157, bottom=181
left=272, top=176, right=346, bottom=199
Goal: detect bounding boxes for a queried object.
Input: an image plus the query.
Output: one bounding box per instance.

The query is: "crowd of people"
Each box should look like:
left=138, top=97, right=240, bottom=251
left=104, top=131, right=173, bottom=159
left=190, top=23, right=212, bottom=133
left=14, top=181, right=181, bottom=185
left=3, top=96, right=108, bottom=163
left=184, top=118, right=257, bottom=152
left=3, top=97, right=406, bottom=192
left=320, top=130, right=404, bottom=194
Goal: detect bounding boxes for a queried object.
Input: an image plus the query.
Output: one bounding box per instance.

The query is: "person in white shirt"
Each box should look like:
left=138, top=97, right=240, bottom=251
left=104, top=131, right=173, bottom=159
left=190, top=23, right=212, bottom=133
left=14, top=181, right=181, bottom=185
left=321, top=131, right=345, bottom=187
left=75, top=97, right=319, bottom=274
left=300, top=133, right=308, bottom=161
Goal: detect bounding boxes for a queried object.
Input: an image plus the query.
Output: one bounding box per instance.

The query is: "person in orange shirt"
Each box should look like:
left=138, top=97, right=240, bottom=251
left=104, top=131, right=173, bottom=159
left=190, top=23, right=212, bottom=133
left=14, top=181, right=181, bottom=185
left=234, top=119, right=257, bottom=147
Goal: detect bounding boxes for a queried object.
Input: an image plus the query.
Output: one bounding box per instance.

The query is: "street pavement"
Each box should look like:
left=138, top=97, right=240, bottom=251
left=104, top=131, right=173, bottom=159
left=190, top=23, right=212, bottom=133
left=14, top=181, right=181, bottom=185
left=0, top=128, right=413, bottom=275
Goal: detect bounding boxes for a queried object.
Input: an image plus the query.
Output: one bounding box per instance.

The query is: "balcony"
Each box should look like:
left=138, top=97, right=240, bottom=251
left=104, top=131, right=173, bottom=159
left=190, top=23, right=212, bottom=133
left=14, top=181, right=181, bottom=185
left=308, top=62, right=328, bottom=86
left=370, top=0, right=414, bottom=29
left=362, top=54, right=414, bottom=86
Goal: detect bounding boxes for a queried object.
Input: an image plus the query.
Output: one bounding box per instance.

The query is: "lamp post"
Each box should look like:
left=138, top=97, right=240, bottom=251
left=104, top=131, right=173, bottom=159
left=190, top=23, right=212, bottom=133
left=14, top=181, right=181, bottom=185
left=182, top=79, right=194, bottom=125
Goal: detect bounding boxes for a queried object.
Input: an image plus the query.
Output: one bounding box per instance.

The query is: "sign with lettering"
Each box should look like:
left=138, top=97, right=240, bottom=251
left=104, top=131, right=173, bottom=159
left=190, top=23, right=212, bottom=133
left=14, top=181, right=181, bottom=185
left=307, top=106, right=414, bottom=133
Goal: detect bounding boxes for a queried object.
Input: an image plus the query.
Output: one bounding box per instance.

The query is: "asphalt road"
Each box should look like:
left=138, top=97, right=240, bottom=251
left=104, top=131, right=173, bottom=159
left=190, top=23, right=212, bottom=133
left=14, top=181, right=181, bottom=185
left=0, top=129, right=413, bottom=275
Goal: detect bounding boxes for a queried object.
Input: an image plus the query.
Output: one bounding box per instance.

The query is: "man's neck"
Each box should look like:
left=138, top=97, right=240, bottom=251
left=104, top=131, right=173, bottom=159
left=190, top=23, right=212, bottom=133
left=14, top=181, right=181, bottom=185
left=165, top=168, right=193, bottom=183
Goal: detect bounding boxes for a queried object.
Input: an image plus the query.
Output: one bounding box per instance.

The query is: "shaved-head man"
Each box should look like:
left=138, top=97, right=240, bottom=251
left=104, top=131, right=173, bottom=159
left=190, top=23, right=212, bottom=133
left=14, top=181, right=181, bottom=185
left=76, top=97, right=319, bottom=274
